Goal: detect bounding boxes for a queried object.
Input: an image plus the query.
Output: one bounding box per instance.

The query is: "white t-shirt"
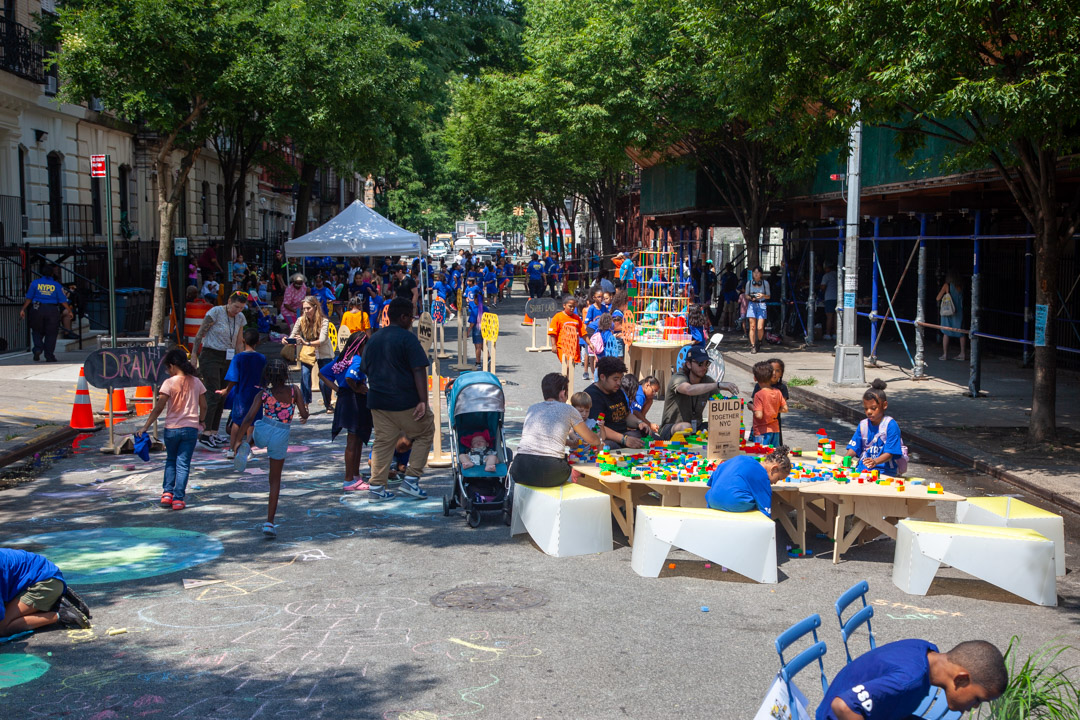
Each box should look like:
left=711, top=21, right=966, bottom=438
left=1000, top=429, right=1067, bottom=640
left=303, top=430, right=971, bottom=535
left=202, top=280, right=219, bottom=297
left=200, top=304, right=242, bottom=351
left=821, top=270, right=838, bottom=302
left=516, top=400, right=584, bottom=459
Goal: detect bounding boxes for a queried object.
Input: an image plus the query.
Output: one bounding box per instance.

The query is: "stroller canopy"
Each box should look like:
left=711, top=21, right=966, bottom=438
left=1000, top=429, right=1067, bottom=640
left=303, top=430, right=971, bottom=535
left=448, top=372, right=505, bottom=418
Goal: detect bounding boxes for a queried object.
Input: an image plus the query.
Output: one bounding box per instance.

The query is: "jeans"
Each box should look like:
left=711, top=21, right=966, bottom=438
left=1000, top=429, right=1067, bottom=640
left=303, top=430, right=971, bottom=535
left=163, top=427, right=198, bottom=501
left=300, top=359, right=333, bottom=407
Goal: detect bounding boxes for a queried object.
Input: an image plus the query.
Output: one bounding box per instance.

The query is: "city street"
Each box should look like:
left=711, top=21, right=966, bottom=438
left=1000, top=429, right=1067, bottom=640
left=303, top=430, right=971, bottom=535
left=0, top=296, right=1077, bottom=719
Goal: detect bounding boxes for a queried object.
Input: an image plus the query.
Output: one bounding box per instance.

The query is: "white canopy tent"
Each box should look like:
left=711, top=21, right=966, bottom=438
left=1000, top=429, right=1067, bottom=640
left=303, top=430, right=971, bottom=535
left=283, top=200, right=426, bottom=258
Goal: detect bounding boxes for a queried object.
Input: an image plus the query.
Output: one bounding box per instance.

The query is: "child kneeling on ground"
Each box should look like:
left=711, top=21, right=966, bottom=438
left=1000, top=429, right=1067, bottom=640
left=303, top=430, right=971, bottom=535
left=817, top=638, right=1006, bottom=719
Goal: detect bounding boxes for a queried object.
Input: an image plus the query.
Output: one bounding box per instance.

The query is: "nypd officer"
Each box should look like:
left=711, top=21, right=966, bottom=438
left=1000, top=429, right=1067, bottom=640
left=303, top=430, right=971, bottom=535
left=20, top=267, right=71, bottom=362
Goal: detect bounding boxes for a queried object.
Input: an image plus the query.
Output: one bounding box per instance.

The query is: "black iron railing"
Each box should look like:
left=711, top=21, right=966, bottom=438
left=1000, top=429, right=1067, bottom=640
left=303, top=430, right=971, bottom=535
left=0, top=17, right=45, bottom=83
left=0, top=194, right=23, bottom=247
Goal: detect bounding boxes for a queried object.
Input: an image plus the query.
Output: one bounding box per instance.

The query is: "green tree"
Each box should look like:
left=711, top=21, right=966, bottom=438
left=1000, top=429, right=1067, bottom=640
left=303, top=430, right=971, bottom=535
left=823, top=0, right=1080, bottom=441
left=53, top=0, right=249, bottom=339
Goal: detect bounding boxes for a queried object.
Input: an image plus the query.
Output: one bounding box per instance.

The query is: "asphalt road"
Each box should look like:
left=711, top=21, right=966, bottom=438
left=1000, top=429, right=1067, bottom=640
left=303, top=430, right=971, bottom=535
left=0, top=293, right=1076, bottom=719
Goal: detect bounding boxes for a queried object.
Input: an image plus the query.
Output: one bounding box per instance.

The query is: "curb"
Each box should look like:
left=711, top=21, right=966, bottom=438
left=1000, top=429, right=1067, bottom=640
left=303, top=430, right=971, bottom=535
left=0, top=423, right=102, bottom=469
left=724, top=354, right=1080, bottom=517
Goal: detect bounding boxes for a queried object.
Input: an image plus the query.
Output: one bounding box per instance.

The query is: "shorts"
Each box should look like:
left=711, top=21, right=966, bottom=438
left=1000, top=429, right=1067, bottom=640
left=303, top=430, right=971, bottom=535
left=747, top=301, right=768, bottom=319
left=471, top=325, right=483, bottom=345
left=253, top=416, right=291, bottom=460
left=824, top=298, right=837, bottom=315
left=723, top=301, right=737, bottom=314
left=20, top=577, right=64, bottom=612
left=753, top=432, right=779, bottom=447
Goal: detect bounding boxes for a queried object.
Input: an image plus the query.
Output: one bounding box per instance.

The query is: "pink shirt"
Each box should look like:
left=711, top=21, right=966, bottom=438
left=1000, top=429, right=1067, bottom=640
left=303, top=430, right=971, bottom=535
left=160, top=375, right=206, bottom=429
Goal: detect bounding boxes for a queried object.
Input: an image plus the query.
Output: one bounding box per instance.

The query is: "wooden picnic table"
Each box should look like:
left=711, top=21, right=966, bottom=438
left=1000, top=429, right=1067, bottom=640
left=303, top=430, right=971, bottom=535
left=797, top=480, right=966, bottom=563
left=627, top=340, right=686, bottom=399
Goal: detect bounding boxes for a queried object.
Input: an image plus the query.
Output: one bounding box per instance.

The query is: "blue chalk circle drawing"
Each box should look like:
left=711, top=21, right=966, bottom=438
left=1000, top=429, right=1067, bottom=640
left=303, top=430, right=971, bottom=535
left=5, top=527, right=223, bottom=585
left=0, top=654, right=50, bottom=688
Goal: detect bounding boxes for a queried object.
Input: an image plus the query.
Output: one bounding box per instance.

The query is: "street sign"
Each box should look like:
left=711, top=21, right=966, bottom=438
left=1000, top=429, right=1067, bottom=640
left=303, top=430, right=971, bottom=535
left=174, top=237, right=188, bottom=257
left=90, top=155, right=106, bottom=178
left=525, top=297, right=559, bottom=320
left=417, top=312, right=434, bottom=350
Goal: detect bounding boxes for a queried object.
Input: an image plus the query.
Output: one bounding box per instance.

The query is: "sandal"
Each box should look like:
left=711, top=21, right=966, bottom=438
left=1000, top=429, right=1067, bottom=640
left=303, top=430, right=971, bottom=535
left=171, top=500, right=186, bottom=511
left=160, top=492, right=173, bottom=507
left=261, top=522, right=277, bottom=537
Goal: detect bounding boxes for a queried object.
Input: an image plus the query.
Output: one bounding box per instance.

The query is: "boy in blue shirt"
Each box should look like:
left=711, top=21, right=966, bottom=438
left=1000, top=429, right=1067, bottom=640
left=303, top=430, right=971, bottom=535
left=0, top=548, right=90, bottom=635
left=483, top=264, right=498, bottom=305
left=466, top=278, right=484, bottom=369
left=818, top=639, right=1006, bottom=719
left=845, top=379, right=905, bottom=475
left=218, top=328, right=268, bottom=459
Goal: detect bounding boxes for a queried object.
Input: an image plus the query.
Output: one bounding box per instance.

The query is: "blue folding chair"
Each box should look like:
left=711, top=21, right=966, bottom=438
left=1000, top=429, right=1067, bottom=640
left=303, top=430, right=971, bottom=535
left=775, top=613, right=829, bottom=707
left=835, top=580, right=877, bottom=664
left=834, top=582, right=959, bottom=720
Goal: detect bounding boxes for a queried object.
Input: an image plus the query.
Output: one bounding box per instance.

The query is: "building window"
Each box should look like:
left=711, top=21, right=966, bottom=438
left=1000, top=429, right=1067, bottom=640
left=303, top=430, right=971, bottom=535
left=18, top=145, right=26, bottom=218
left=201, top=181, right=209, bottom=232
left=47, top=151, right=63, bottom=236
left=90, top=176, right=102, bottom=235
left=216, top=184, right=224, bottom=234
left=178, top=183, right=188, bottom=237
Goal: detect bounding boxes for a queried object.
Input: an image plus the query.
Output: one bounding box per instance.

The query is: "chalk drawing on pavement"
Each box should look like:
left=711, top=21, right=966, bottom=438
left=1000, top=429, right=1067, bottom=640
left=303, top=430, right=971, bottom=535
left=0, top=654, right=49, bottom=688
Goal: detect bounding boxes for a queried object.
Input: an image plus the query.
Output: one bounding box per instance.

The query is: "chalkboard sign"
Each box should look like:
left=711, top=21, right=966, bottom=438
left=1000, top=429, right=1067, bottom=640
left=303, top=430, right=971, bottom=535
left=84, top=346, right=170, bottom=389
left=525, top=297, right=559, bottom=320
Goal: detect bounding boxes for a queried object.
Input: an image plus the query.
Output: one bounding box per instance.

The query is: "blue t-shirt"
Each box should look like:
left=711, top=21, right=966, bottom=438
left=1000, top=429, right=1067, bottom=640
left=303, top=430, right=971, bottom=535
left=433, top=281, right=450, bottom=300
left=847, top=417, right=904, bottom=476
left=630, top=386, right=647, bottom=414
left=345, top=355, right=366, bottom=385
left=359, top=324, right=429, bottom=412
left=483, top=270, right=497, bottom=294
left=688, top=324, right=707, bottom=344
left=619, top=259, right=635, bottom=282
left=0, top=549, right=65, bottom=619
left=467, top=298, right=483, bottom=325
left=527, top=261, right=544, bottom=280
left=312, top=286, right=336, bottom=316
left=818, top=640, right=937, bottom=720
left=223, top=351, right=267, bottom=419
left=705, top=455, right=772, bottom=517
left=584, top=304, right=605, bottom=334
left=25, top=277, right=68, bottom=304
left=464, top=284, right=482, bottom=303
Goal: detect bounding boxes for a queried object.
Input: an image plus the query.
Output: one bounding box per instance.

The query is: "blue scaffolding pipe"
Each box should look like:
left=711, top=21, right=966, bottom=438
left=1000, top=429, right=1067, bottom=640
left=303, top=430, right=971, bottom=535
left=854, top=311, right=1080, bottom=355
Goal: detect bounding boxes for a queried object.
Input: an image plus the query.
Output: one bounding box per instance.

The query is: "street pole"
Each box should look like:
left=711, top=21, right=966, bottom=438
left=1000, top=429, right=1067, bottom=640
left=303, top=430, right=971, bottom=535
left=105, top=155, right=117, bottom=349
left=833, top=109, right=866, bottom=385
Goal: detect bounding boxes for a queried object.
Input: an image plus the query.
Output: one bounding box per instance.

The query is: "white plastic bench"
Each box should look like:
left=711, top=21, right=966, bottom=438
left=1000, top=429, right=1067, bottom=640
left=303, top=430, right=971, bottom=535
left=630, top=505, right=778, bottom=583
left=510, top=483, right=613, bottom=557
left=893, top=519, right=1057, bottom=606
left=957, top=497, right=1066, bottom=577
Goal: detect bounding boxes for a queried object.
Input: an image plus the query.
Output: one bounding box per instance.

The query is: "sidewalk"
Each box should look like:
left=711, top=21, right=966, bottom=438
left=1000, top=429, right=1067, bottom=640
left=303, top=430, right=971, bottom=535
left=722, top=337, right=1080, bottom=514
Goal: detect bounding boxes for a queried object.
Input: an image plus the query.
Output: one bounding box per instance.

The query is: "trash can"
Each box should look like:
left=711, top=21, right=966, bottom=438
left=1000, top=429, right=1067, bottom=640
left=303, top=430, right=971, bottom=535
left=85, top=292, right=130, bottom=335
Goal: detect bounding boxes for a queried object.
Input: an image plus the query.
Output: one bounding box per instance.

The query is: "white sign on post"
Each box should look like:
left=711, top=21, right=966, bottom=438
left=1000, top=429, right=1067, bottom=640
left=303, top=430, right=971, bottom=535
left=706, top=397, right=744, bottom=460
left=417, top=312, right=434, bottom=351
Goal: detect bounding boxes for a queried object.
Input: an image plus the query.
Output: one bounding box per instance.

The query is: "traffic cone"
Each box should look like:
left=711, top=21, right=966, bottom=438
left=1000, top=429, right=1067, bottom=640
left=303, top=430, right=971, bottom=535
left=522, top=313, right=534, bottom=327
left=133, top=385, right=154, bottom=416
left=70, top=368, right=97, bottom=431
left=101, top=388, right=131, bottom=416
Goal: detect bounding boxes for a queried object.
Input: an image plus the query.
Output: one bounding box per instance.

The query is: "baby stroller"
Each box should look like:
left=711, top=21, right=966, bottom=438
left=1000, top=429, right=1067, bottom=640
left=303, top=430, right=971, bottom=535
left=443, top=372, right=513, bottom=528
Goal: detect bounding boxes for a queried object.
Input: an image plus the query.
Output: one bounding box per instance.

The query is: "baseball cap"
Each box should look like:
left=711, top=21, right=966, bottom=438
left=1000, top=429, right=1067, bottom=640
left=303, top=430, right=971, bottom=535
left=687, top=346, right=710, bottom=364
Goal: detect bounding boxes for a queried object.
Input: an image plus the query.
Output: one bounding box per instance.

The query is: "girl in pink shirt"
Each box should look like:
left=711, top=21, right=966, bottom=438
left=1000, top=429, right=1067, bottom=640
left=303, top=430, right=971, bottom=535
left=139, top=348, right=206, bottom=510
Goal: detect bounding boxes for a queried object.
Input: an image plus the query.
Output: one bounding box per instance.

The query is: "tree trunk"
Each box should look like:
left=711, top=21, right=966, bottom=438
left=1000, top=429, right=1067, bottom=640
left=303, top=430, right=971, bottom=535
left=293, top=161, right=318, bottom=238
left=1030, top=219, right=1060, bottom=442
left=529, top=199, right=544, bottom=252
left=741, top=220, right=761, bottom=269
left=149, top=149, right=200, bottom=341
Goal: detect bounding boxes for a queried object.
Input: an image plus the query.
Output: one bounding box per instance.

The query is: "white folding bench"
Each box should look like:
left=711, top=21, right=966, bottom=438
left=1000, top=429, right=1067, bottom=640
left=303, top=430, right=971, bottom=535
left=957, top=497, right=1066, bottom=577
left=510, top=483, right=613, bottom=557
left=893, top=519, right=1057, bottom=606
left=630, top=505, right=777, bottom=583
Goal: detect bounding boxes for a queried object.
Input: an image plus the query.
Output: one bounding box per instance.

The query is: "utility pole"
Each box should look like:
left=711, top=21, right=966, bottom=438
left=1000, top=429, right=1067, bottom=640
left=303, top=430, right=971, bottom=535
left=833, top=109, right=866, bottom=385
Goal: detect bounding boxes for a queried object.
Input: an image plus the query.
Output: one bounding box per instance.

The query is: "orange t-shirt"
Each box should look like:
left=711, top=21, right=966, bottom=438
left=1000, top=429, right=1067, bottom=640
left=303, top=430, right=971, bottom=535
left=548, top=311, right=583, bottom=363
left=752, top=386, right=787, bottom=435
left=342, top=309, right=370, bottom=334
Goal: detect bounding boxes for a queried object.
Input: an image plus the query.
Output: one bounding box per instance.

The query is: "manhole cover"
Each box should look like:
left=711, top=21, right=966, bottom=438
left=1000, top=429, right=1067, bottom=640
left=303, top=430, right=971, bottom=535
left=430, top=584, right=548, bottom=612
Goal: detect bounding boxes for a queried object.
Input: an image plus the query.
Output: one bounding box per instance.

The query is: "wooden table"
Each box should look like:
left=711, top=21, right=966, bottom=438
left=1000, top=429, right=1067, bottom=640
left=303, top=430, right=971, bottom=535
left=627, top=340, right=686, bottom=398
left=798, top=481, right=966, bottom=563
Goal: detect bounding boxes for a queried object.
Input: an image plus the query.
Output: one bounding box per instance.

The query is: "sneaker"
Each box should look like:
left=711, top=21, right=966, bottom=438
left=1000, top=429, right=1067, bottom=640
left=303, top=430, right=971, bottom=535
left=398, top=476, right=427, bottom=500
left=343, top=478, right=370, bottom=492
left=55, top=597, right=91, bottom=629
left=60, top=587, right=92, bottom=619
left=233, top=442, right=250, bottom=473
left=224, top=448, right=236, bottom=460
left=368, top=486, right=396, bottom=503
left=582, top=371, right=591, bottom=380
left=198, top=436, right=219, bottom=451
left=386, top=472, right=403, bottom=486
left=33, top=351, right=41, bottom=362
left=171, top=500, right=186, bottom=510
left=261, top=522, right=277, bottom=537
left=160, top=492, right=173, bottom=507
left=214, top=433, right=230, bottom=445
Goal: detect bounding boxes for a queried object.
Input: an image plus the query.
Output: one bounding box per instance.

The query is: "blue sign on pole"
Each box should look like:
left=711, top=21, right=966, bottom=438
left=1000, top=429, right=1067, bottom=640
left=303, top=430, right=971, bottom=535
left=1034, top=303, right=1048, bottom=347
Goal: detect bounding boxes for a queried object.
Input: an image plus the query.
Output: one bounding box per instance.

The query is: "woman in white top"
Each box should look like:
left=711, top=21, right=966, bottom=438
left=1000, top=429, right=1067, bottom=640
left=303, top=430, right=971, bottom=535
left=745, top=266, right=770, bottom=354
left=283, top=296, right=334, bottom=412
left=511, top=373, right=602, bottom=487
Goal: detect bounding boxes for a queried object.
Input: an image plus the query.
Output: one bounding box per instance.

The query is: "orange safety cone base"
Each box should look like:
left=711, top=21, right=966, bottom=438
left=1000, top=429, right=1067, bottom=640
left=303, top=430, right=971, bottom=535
left=133, top=386, right=153, bottom=416
left=70, top=367, right=98, bottom=431
left=101, top=388, right=132, bottom=415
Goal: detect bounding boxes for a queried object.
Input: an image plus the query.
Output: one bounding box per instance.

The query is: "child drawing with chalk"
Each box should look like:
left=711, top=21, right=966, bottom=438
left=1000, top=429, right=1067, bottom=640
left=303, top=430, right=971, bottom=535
left=231, top=359, right=309, bottom=537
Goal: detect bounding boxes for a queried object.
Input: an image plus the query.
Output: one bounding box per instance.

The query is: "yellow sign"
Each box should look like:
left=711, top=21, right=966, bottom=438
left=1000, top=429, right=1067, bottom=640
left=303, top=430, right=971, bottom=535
left=480, top=313, right=500, bottom=342
left=328, top=322, right=338, bottom=352
left=456, top=289, right=464, bottom=312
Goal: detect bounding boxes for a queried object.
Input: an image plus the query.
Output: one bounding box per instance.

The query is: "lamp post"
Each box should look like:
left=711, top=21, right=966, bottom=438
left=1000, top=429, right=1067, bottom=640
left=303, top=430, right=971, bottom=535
left=832, top=108, right=866, bottom=385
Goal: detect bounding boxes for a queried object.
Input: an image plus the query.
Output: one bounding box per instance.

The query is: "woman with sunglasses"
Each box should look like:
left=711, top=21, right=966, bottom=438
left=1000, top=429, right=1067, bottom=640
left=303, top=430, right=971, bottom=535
left=281, top=273, right=308, bottom=327
left=284, top=296, right=334, bottom=413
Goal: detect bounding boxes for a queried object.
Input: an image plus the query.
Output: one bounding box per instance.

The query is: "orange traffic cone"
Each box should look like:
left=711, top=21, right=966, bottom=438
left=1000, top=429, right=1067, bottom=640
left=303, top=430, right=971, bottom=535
left=70, top=368, right=97, bottom=431
left=522, top=313, right=534, bottom=327
left=102, top=388, right=131, bottom=416
left=133, top=385, right=154, bottom=416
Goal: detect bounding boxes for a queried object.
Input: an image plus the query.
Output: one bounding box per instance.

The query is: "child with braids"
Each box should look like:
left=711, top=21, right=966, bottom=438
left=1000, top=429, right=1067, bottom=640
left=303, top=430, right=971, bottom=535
left=232, top=359, right=309, bottom=537
left=320, top=331, right=373, bottom=491
left=845, top=379, right=908, bottom=476
left=138, top=348, right=206, bottom=511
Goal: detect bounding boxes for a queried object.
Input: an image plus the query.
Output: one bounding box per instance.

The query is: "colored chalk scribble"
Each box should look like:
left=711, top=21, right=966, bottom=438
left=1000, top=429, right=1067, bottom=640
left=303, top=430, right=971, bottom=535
left=6, top=527, right=223, bottom=585
left=0, top=654, right=49, bottom=688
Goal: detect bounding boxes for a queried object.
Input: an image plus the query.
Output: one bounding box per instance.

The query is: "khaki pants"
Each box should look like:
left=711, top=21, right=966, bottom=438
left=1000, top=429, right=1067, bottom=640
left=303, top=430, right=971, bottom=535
left=369, top=407, right=435, bottom=487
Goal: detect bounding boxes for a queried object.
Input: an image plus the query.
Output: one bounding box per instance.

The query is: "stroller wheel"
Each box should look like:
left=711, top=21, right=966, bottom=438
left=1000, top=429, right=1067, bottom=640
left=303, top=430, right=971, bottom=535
left=467, top=509, right=481, bottom=528
left=442, top=495, right=450, bottom=517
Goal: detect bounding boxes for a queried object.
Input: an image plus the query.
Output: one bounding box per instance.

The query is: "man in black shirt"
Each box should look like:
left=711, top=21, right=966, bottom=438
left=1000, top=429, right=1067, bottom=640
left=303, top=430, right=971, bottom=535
left=359, top=298, right=433, bottom=502
left=392, top=265, right=419, bottom=315
left=584, top=357, right=651, bottom=449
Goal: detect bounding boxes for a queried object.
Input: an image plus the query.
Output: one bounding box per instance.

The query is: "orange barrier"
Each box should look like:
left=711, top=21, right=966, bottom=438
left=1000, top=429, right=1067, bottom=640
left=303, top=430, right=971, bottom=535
left=133, top=385, right=154, bottom=416
left=184, top=299, right=214, bottom=347
left=70, top=368, right=97, bottom=430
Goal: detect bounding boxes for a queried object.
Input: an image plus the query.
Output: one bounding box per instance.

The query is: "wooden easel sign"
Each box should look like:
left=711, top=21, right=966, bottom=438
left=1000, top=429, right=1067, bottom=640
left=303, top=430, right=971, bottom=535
left=557, top=323, right=581, bottom=396
left=706, top=397, right=744, bottom=461
left=480, top=312, right=500, bottom=373
left=525, top=297, right=558, bottom=352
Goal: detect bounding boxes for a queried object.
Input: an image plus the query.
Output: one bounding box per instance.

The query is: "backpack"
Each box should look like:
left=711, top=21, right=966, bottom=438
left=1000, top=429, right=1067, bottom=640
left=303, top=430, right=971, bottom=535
left=859, top=416, right=908, bottom=475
